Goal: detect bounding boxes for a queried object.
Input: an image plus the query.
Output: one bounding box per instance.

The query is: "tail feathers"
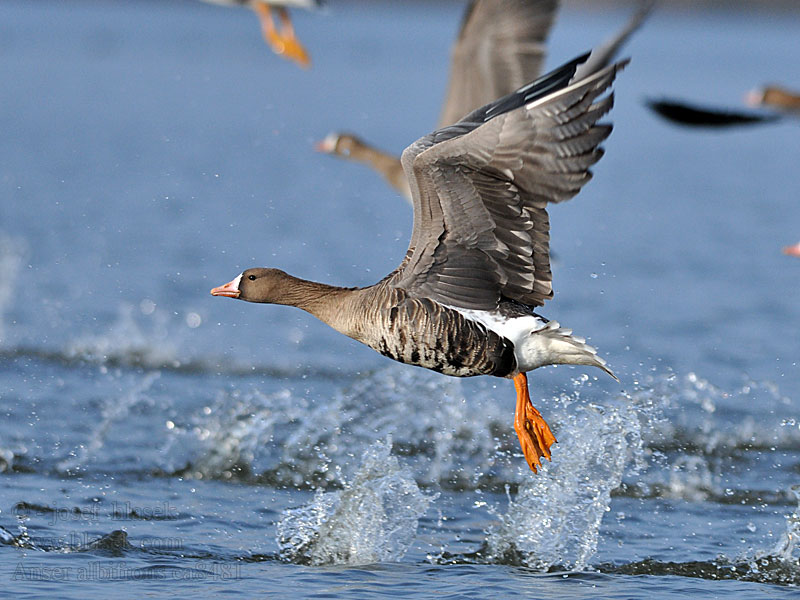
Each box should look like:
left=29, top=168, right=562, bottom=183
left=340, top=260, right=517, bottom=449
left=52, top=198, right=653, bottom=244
left=538, top=321, right=618, bottom=381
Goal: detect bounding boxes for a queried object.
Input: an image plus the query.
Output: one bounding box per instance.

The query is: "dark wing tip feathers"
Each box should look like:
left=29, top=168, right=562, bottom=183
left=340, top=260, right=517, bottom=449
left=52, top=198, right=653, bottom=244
left=479, top=51, right=592, bottom=123
left=419, top=55, right=626, bottom=154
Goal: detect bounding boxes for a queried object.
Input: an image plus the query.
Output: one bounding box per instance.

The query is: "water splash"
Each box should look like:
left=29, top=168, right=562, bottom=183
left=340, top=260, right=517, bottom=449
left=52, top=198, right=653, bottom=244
left=766, top=484, right=800, bottom=564
left=57, top=371, right=161, bottom=474
left=162, top=365, right=793, bottom=520
left=660, top=455, right=717, bottom=502
left=602, top=485, right=800, bottom=586
left=64, top=302, right=179, bottom=369
left=162, top=367, right=511, bottom=489
left=484, top=386, right=657, bottom=571
left=613, top=371, right=797, bottom=505
left=275, top=368, right=508, bottom=490
left=160, top=387, right=295, bottom=482
left=0, top=234, right=25, bottom=346
left=0, top=444, right=15, bottom=473
left=646, top=371, right=795, bottom=455
left=276, top=439, right=436, bottom=565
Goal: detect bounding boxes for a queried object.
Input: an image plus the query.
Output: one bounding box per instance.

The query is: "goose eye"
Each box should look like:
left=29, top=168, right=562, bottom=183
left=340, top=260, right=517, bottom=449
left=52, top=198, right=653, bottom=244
left=248, top=274, right=256, bottom=281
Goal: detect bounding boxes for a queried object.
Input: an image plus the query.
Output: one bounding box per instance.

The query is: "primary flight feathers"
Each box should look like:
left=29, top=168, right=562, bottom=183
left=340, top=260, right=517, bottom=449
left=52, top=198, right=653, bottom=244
left=393, top=57, right=627, bottom=312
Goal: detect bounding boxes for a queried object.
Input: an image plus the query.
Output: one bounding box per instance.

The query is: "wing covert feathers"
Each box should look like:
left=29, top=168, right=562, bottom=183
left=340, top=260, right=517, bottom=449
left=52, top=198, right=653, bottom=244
left=394, top=58, right=628, bottom=311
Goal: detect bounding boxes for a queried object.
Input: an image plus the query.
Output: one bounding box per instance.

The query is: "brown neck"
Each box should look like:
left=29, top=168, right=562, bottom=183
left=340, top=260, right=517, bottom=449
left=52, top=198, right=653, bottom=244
left=348, top=142, right=398, bottom=175
left=347, top=142, right=409, bottom=199
left=274, top=272, right=360, bottom=336
left=763, top=87, right=800, bottom=111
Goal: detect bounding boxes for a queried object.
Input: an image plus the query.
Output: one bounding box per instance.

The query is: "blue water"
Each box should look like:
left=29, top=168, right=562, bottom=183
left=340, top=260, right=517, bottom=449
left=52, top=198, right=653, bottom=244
left=1, top=1, right=799, bottom=597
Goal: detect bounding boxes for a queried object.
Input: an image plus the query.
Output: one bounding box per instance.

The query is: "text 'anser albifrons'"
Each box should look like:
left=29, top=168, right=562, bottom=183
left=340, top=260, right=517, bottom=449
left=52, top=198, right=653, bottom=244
left=212, top=54, right=627, bottom=473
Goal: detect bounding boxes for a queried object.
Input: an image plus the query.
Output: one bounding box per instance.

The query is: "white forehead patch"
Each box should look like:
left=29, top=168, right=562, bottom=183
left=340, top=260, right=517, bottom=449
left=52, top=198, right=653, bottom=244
left=322, top=132, right=340, bottom=149
left=232, top=273, right=243, bottom=290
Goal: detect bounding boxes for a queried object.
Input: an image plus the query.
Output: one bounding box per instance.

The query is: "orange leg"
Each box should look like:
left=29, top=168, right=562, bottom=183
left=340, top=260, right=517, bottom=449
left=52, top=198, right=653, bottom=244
left=513, top=372, right=557, bottom=473
left=253, top=4, right=311, bottom=68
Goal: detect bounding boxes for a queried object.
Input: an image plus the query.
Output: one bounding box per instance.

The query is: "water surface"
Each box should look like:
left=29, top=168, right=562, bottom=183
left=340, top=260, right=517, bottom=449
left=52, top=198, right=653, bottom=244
left=1, top=1, right=799, bottom=597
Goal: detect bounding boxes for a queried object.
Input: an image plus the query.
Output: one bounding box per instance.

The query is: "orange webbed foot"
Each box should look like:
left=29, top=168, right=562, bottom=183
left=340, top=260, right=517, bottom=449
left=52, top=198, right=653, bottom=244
left=513, top=372, right=557, bottom=473
left=253, top=4, right=311, bottom=68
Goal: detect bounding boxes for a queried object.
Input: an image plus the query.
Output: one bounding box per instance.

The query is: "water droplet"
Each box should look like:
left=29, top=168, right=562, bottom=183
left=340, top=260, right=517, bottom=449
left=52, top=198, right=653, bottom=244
left=140, top=299, right=156, bottom=315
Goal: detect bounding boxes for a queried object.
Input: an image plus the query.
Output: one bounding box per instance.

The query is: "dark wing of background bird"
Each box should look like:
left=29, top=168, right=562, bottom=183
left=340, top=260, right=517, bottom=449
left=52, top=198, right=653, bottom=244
left=439, top=0, right=559, bottom=127
left=646, top=98, right=782, bottom=128
left=390, top=57, right=627, bottom=312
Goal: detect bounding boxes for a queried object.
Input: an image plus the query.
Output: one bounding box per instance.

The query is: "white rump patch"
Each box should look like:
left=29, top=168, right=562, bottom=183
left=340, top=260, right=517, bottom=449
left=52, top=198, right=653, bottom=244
left=446, top=305, right=547, bottom=356
left=446, top=305, right=613, bottom=377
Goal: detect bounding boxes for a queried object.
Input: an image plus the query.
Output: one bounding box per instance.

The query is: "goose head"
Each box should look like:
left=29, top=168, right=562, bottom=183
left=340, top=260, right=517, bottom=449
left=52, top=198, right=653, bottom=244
left=211, top=268, right=290, bottom=303
left=314, top=132, right=364, bottom=157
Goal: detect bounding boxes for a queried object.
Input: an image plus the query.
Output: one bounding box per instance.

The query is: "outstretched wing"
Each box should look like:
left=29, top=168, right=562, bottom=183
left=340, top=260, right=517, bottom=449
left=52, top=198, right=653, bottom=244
left=391, top=55, right=627, bottom=311
left=572, top=0, right=652, bottom=81
left=439, top=0, right=559, bottom=127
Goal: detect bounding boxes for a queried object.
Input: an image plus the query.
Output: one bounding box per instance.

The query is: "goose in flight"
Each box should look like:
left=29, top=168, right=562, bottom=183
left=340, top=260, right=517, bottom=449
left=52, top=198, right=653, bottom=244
left=212, top=55, right=627, bottom=472
left=647, top=85, right=800, bottom=128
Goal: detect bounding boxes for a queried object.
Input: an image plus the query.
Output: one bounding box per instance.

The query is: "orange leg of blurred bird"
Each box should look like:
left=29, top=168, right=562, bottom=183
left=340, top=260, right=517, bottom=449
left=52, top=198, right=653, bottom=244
left=513, top=372, right=557, bottom=473
left=253, top=4, right=311, bottom=68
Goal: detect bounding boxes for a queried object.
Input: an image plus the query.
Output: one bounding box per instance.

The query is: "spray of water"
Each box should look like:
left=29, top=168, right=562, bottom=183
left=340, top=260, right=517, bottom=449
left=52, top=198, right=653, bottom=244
left=57, top=372, right=161, bottom=474
left=770, top=485, right=800, bottom=563
left=626, top=371, right=798, bottom=504
left=65, top=302, right=179, bottom=369
left=484, top=383, right=656, bottom=570
left=0, top=235, right=25, bottom=346
left=158, top=365, right=794, bottom=574
left=276, top=438, right=437, bottom=565
left=162, top=367, right=512, bottom=489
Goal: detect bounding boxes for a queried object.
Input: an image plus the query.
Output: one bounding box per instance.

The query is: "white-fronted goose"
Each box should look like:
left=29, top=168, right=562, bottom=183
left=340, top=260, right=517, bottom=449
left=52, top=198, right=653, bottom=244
left=212, top=55, right=627, bottom=473
left=200, top=0, right=321, bottom=68
left=316, top=0, right=650, bottom=201
left=646, top=98, right=780, bottom=128
left=647, top=85, right=800, bottom=129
